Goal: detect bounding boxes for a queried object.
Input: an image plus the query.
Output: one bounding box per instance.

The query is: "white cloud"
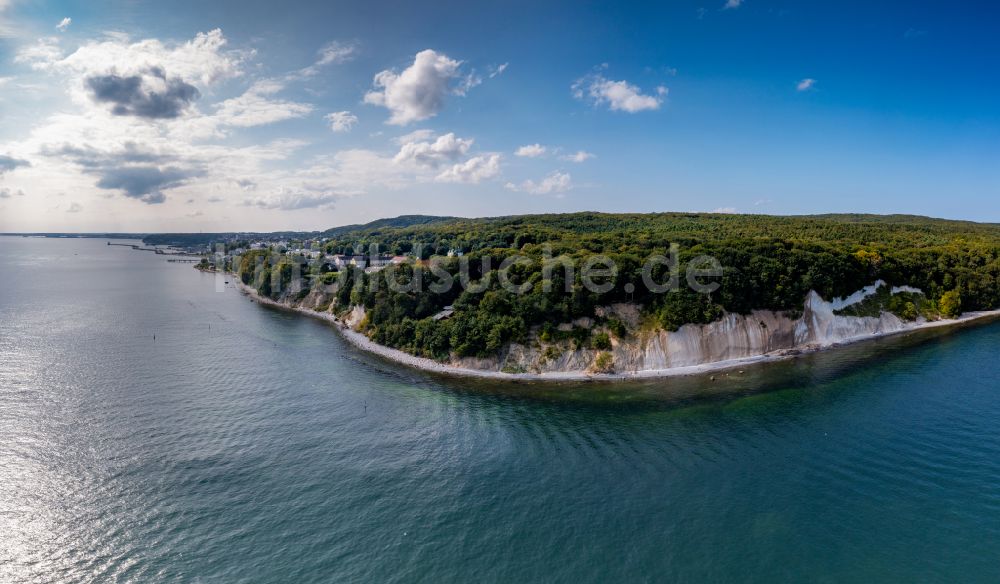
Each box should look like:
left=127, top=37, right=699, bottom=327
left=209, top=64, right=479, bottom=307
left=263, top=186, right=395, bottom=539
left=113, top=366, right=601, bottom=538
left=295, top=41, right=359, bottom=78
left=363, top=49, right=466, bottom=125
left=505, top=171, right=572, bottom=196
left=56, top=17, right=72, bottom=32
left=514, top=144, right=548, bottom=158
left=244, top=188, right=341, bottom=210
left=515, top=144, right=547, bottom=158
left=724, top=0, right=743, bottom=9
left=796, top=78, right=816, bottom=91
left=55, top=29, right=244, bottom=86
left=489, top=63, right=509, bottom=78
left=436, top=154, right=501, bottom=184
left=560, top=150, right=595, bottom=163
left=393, top=129, right=436, bottom=145
left=1, top=29, right=514, bottom=228
left=325, top=111, right=358, bottom=133
left=17, top=106, right=309, bottom=207
left=573, top=72, right=666, bottom=113
left=213, top=80, right=313, bottom=127
left=15, top=29, right=247, bottom=127
left=394, top=132, right=473, bottom=167
left=315, top=41, right=358, bottom=66
left=14, top=37, right=63, bottom=69
left=711, top=207, right=738, bottom=214
left=305, top=149, right=417, bottom=192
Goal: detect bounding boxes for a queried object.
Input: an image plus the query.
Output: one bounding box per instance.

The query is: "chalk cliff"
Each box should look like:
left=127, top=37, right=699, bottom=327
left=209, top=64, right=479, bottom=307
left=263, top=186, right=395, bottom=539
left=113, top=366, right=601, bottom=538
left=252, top=279, right=949, bottom=377
left=459, top=287, right=914, bottom=374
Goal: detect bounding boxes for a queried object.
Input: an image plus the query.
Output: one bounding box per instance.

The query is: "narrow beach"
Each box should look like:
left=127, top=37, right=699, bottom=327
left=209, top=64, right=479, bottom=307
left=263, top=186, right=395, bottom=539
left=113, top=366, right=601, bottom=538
left=233, top=280, right=1000, bottom=382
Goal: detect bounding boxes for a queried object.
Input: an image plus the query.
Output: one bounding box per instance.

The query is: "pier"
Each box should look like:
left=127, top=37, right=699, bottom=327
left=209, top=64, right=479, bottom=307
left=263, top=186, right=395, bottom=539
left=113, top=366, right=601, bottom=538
left=107, top=242, right=201, bottom=258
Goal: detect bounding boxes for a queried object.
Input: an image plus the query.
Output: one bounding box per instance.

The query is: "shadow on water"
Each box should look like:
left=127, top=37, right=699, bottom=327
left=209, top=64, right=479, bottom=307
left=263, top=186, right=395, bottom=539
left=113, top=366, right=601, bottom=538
left=334, top=314, right=1000, bottom=411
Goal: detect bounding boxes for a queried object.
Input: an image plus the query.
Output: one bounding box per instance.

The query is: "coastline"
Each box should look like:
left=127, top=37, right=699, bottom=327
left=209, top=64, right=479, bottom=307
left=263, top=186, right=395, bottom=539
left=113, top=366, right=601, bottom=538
left=233, top=280, right=1000, bottom=382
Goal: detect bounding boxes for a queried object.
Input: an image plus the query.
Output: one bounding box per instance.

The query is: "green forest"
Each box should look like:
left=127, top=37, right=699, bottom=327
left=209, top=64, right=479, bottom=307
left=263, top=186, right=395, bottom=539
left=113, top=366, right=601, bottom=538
left=238, top=212, right=1000, bottom=361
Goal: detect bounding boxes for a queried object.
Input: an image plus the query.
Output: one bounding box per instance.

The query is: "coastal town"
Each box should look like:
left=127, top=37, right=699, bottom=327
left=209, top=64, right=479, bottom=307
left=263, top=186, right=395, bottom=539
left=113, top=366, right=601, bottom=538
left=192, top=235, right=466, bottom=275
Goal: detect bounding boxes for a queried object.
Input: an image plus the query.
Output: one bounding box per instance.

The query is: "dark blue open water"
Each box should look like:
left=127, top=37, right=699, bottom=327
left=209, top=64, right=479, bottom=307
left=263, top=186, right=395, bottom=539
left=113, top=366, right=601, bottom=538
left=2, top=237, right=1000, bottom=583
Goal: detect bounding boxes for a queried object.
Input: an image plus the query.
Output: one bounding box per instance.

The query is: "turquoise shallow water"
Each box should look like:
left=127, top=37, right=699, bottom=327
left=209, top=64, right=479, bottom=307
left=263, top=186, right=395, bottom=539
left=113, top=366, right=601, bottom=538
left=2, top=237, right=1000, bottom=583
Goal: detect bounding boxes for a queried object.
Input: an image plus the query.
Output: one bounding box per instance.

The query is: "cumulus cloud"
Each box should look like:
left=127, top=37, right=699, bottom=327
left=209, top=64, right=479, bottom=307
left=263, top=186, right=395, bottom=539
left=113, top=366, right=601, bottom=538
left=2, top=28, right=514, bottom=223
left=56, top=17, right=72, bottom=32
left=796, top=78, right=816, bottom=91
left=41, top=142, right=199, bottom=204
left=0, top=154, right=30, bottom=174
left=14, top=30, right=246, bottom=138
left=0, top=187, right=26, bottom=198
left=213, top=80, right=313, bottom=127
left=363, top=49, right=468, bottom=125
left=561, top=150, right=595, bottom=163
left=325, top=111, right=358, bottom=133
left=94, top=166, right=195, bottom=204
left=505, top=171, right=572, bottom=196
left=395, top=132, right=473, bottom=167
left=436, top=154, right=501, bottom=184
left=723, top=0, right=743, bottom=9
left=86, top=66, right=201, bottom=119
left=515, top=144, right=547, bottom=158
left=56, top=29, right=243, bottom=87
left=573, top=72, right=666, bottom=113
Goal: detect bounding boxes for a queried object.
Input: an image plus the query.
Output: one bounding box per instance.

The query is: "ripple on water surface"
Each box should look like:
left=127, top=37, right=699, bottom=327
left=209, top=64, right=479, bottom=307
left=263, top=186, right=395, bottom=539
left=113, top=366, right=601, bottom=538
left=2, top=237, right=1000, bottom=583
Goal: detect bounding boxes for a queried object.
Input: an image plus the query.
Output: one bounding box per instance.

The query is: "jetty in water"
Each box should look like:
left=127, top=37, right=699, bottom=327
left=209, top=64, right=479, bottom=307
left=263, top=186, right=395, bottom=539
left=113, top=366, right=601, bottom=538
left=107, top=242, right=201, bottom=258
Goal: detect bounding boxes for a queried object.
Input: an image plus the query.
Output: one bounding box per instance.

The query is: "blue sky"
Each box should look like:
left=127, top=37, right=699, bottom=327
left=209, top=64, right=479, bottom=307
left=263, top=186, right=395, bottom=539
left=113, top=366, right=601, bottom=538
left=1, top=0, right=998, bottom=232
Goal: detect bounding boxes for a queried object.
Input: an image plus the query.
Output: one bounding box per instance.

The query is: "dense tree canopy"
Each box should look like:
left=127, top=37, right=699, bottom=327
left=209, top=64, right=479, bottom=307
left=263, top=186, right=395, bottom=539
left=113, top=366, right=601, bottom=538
left=239, top=212, right=1000, bottom=361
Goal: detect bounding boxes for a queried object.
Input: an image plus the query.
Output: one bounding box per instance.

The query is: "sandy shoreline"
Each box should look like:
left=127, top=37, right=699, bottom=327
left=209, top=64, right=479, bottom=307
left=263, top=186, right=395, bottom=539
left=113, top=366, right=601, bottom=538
left=233, top=280, right=1000, bottom=383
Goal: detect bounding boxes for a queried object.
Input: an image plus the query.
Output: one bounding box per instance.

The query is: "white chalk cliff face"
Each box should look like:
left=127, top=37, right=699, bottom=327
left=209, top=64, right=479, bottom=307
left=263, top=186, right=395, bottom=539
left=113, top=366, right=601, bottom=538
left=490, top=284, right=915, bottom=374
left=280, top=279, right=925, bottom=375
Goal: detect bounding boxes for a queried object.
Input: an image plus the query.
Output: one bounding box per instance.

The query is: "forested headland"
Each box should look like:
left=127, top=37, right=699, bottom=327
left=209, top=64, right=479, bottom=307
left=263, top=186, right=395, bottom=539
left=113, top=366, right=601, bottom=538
left=235, top=212, right=1000, bottom=364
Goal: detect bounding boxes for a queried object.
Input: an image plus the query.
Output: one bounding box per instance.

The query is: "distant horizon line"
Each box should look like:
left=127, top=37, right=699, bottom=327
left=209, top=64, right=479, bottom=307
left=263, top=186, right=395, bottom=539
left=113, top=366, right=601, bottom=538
left=2, top=210, right=999, bottom=236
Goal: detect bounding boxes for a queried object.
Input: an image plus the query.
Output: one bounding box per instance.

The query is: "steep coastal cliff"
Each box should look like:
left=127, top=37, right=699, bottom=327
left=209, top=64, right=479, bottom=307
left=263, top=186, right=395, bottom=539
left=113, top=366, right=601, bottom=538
left=236, top=278, right=999, bottom=379
left=463, top=289, right=910, bottom=375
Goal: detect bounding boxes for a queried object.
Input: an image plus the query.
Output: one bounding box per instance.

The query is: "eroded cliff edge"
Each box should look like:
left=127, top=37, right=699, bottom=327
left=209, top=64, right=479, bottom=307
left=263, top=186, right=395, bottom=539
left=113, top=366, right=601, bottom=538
left=235, top=278, right=1000, bottom=379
